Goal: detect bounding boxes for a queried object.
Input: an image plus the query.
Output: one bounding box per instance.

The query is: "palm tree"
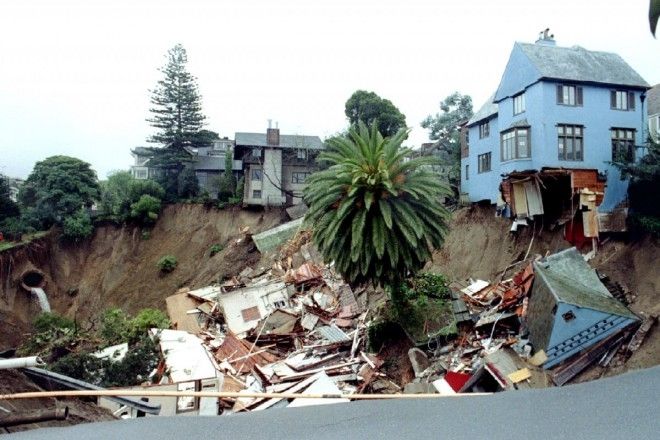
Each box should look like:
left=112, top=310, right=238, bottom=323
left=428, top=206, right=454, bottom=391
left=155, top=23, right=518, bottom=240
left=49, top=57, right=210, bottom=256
left=303, top=122, right=451, bottom=303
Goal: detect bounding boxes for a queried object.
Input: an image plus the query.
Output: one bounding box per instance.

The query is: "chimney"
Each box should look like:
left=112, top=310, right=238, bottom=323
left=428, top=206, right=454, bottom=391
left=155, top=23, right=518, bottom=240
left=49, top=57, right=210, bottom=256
left=535, top=28, right=556, bottom=46
left=267, top=125, right=280, bottom=146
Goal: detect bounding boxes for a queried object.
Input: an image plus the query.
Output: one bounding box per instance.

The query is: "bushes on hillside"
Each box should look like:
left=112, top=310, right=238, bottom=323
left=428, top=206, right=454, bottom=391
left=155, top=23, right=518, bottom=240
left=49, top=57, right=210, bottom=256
left=130, top=195, right=161, bottom=224
left=22, top=309, right=167, bottom=387
left=62, top=209, right=94, bottom=242
left=157, top=255, right=177, bottom=273
left=98, top=171, right=165, bottom=225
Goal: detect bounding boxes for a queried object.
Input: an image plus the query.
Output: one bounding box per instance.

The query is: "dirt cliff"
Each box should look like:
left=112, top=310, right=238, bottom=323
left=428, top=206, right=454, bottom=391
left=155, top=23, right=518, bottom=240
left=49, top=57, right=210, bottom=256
left=0, top=204, right=285, bottom=347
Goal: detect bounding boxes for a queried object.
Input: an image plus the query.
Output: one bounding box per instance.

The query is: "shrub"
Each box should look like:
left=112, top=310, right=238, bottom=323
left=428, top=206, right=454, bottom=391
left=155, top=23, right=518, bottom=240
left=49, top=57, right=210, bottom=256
left=129, top=309, right=170, bottom=337
left=0, top=216, right=34, bottom=241
left=33, top=312, right=76, bottom=333
left=157, top=255, right=177, bottom=273
left=130, top=194, right=161, bottom=224
left=209, top=243, right=223, bottom=257
left=410, top=273, right=451, bottom=300
left=62, top=209, right=93, bottom=242
left=100, top=308, right=131, bottom=345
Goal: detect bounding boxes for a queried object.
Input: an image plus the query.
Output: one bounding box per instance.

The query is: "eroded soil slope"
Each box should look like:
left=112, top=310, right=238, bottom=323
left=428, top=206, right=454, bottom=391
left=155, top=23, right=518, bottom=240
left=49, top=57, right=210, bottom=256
left=0, top=204, right=285, bottom=347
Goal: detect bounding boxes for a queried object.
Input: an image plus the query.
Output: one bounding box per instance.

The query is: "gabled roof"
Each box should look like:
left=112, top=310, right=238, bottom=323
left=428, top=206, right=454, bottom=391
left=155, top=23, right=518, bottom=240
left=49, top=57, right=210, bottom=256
left=131, top=146, right=153, bottom=156
left=648, top=83, right=660, bottom=116
left=533, top=247, right=637, bottom=320
left=467, top=94, right=498, bottom=126
left=235, top=132, right=324, bottom=150
left=517, top=43, right=649, bottom=89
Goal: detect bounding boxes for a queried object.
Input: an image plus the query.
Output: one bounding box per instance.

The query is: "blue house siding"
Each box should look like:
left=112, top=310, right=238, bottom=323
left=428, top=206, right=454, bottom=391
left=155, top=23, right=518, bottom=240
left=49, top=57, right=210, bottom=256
left=544, top=302, right=635, bottom=368
left=494, top=43, right=541, bottom=102
left=462, top=115, right=501, bottom=202
left=461, top=40, right=648, bottom=213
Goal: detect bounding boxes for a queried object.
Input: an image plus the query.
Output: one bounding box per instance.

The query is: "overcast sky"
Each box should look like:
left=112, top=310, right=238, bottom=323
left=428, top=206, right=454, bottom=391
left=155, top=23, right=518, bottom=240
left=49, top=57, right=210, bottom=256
left=1, top=0, right=658, bottom=180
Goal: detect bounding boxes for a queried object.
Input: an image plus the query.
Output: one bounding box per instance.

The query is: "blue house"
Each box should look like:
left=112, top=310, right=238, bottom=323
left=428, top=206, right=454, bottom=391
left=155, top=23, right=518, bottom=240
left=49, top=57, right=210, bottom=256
left=461, top=31, right=650, bottom=226
left=527, top=247, right=638, bottom=369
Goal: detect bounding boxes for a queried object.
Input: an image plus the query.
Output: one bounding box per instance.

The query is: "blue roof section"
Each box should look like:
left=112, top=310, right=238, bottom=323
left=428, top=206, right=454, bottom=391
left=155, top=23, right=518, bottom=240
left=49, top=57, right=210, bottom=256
left=467, top=94, right=498, bottom=126
left=518, top=43, right=649, bottom=89
left=496, top=42, right=649, bottom=102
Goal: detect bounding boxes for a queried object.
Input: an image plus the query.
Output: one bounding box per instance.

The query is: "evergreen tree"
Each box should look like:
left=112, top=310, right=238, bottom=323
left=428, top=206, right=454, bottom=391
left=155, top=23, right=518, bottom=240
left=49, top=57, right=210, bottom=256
left=147, top=44, right=206, bottom=168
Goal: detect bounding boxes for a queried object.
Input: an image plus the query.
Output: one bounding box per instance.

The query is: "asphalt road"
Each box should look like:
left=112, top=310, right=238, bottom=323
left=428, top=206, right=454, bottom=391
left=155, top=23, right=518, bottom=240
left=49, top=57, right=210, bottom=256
left=7, top=366, right=659, bottom=440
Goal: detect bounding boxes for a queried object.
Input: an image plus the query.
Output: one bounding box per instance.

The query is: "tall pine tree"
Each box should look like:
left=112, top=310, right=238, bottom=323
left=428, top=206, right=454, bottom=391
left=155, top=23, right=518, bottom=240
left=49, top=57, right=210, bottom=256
left=147, top=44, right=206, bottom=168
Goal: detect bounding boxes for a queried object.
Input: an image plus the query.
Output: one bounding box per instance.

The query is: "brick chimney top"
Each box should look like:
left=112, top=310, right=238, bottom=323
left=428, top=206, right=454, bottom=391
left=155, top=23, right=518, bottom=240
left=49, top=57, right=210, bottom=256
left=267, top=127, right=280, bottom=146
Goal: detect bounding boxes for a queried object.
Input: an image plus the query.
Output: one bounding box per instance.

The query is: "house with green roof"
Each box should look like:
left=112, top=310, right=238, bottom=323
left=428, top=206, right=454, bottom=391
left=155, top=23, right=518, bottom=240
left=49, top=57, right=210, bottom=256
left=527, top=247, right=639, bottom=369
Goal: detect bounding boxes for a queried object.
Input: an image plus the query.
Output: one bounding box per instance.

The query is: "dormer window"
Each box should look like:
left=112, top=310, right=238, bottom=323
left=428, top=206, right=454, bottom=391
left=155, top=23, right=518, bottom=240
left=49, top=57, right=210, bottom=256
left=610, top=90, right=635, bottom=111
left=557, top=84, right=583, bottom=106
left=478, top=121, right=490, bottom=139
left=296, top=149, right=308, bottom=160
left=513, top=93, right=526, bottom=115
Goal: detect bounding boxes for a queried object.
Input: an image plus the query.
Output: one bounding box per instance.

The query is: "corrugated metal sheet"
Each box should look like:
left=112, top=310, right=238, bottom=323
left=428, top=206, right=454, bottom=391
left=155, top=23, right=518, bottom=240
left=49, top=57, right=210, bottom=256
left=315, top=325, right=350, bottom=343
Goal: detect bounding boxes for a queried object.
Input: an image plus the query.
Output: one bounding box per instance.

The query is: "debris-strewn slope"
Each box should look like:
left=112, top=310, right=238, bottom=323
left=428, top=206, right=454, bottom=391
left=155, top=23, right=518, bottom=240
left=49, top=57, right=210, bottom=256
left=430, top=205, right=660, bottom=377
left=0, top=204, right=285, bottom=347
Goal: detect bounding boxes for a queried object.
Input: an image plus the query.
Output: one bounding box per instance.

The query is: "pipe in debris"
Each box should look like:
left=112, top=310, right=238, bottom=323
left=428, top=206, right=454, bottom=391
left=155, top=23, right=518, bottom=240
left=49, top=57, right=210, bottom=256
left=0, top=407, right=68, bottom=428
left=0, top=389, right=491, bottom=401
left=0, top=356, right=44, bottom=370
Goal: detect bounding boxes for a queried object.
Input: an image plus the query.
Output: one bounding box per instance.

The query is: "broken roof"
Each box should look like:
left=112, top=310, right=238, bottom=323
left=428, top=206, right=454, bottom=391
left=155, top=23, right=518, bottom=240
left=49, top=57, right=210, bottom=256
left=150, top=329, right=217, bottom=383
left=235, top=132, right=324, bottom=150
left=533, top=248, right=637, bottom=319
left=517, top=42, right=649, bottom=89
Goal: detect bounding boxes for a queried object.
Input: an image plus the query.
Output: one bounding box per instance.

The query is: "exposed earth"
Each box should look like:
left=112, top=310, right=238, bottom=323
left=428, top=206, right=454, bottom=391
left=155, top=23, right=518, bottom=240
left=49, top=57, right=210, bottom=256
left=1, top=204, right=658, bottom=379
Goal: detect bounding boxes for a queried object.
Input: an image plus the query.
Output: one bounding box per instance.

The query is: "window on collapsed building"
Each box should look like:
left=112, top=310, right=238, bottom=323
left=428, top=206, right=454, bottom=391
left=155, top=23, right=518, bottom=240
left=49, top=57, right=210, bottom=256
left=479, top=121, right=489, bottom=138
left=251, top=169, right=262, bottom=181
left=556, top=84, right=583, bottom=106
left=557, top=124, right=584, bottom=161
left=500, top=127, right=530, bottom=161
left=291, top=171, right=311, bottom=184
left=465, top=164, right=469, bottom=180
left=241, top=306, right=261, bottom=322
left=610, top=90, right=635, bottom=111
left=477, top=152, right=491, bottom=173
left=252, top=189, right=262, bottom=199
left=611, top=128, right=636, bottom=163
left=176, top=381, right=198, bottom=412
left=513, top=93, right=526, bottom=115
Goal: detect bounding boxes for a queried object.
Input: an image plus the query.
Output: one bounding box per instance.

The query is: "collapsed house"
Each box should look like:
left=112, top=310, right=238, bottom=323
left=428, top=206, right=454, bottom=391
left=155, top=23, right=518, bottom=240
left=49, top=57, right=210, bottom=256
left=527, top=248, right=640, bottom=369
